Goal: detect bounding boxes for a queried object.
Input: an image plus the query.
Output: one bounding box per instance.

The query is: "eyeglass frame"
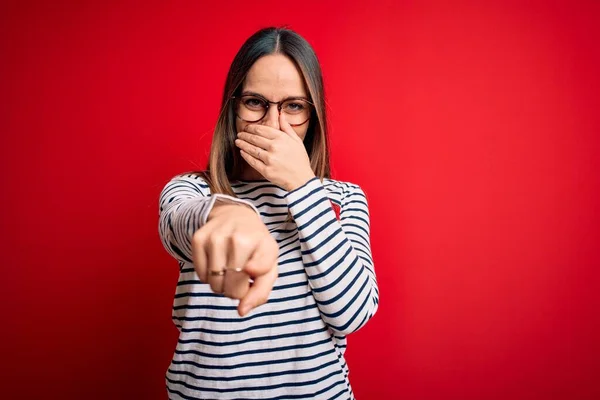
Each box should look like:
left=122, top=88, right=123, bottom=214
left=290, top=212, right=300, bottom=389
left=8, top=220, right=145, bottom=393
left=231, top=92, right=315, bottom=127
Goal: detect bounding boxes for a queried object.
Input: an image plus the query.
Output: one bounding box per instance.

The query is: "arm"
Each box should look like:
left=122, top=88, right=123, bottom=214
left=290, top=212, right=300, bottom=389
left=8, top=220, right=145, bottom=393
left=158, top=174, right=260, bottom=265
left=285, top=177, right=379, bottom=335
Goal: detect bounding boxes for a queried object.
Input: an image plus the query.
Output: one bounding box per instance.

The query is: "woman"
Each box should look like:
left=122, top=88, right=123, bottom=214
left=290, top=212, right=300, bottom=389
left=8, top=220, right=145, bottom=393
left=158, top=26, right=379, bottom=399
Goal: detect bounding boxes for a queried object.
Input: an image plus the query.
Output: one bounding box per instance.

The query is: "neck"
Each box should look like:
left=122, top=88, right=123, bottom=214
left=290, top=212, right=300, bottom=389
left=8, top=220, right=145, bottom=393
left=239, top=163, right=265, bottom=181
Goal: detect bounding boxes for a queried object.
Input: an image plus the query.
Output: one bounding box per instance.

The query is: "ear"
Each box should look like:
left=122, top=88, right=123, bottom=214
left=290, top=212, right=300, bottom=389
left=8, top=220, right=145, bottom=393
left=279, top=113, right=300, bottom=140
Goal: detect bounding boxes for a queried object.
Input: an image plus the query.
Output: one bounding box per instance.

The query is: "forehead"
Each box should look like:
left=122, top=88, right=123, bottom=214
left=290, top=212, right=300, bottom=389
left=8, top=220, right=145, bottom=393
left=243, top=54, right=307, bottom=99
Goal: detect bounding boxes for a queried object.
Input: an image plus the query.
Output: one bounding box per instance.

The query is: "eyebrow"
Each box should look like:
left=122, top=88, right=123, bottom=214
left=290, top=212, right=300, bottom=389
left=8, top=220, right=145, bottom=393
left=241, top=90, right=310, bottom=102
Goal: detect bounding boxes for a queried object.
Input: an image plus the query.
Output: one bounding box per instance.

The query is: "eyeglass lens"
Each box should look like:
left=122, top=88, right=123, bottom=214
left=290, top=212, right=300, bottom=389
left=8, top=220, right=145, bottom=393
left=235, top=95, right=311, bottom=125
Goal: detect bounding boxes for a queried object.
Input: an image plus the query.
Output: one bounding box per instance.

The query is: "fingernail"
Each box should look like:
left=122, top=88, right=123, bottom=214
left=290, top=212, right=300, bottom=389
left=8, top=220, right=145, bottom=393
left=240, top=304, right=251, bottom=316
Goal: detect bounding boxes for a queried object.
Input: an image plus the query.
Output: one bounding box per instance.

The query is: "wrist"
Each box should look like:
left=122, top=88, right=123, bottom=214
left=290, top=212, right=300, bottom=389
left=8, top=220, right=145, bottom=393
left=207, top=201, right=257, bottom=222
left=287, top=173, right=317, bottom=192
left=207, top=203, right=237, bottom=222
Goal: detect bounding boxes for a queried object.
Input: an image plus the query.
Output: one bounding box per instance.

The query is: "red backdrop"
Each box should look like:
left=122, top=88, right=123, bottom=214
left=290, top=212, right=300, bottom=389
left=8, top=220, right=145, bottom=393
left=1, top=1, right=599, bottom=399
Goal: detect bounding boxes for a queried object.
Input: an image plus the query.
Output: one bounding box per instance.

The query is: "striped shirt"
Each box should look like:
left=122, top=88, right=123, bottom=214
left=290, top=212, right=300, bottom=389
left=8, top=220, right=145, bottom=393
left=158, top=172, right=379, bottom=399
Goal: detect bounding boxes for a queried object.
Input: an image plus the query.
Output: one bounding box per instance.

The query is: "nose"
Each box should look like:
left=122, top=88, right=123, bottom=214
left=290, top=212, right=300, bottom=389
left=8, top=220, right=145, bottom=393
left=261, top=105, right=280, bottom=129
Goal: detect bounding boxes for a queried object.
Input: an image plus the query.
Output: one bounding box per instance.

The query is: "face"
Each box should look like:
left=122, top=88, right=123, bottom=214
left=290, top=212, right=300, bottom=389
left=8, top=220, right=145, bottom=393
left=235, top=54, right=310, bottom=140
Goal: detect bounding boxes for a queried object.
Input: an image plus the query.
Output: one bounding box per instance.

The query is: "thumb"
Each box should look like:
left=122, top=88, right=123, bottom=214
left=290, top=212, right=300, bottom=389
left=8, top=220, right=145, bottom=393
left=238, top=262, right=278, bottom=316
left=279, top=112, right=300, bottom=139
left=242, top=235, right=278, bottom=278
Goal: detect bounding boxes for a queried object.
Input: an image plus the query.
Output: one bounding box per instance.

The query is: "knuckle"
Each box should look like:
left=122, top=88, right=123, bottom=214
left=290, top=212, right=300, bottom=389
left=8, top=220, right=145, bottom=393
left=208, top=232, right=226, bottom=248
left=230, top=232, right=252, bottom=250
left=192, top=229, right=206, bottom=245
left=263, top=165, right=273, bottom=178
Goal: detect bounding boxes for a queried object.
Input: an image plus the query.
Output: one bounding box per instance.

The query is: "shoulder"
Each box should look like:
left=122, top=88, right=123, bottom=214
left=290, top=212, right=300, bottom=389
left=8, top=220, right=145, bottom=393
left=162, top=171, right=211, bottom=196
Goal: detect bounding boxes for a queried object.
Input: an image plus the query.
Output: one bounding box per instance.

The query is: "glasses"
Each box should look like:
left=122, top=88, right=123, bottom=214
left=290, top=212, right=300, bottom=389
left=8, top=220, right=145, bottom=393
left=232, top=93, right=314, bottom=126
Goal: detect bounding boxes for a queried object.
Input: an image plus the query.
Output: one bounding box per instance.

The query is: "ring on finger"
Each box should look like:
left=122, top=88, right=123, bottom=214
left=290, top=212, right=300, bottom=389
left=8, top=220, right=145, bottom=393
left=208, top=268, right=226, bottom=294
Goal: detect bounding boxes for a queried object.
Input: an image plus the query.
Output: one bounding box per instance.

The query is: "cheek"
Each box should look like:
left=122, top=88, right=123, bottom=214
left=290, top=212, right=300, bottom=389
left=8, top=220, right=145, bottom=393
left=296, top=126, right=309, bottom=141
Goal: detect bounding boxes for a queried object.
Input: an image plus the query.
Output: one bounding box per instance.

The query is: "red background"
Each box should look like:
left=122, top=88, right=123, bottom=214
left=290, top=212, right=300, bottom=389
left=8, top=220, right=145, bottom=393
left=1, top=1, right=599, bottom=399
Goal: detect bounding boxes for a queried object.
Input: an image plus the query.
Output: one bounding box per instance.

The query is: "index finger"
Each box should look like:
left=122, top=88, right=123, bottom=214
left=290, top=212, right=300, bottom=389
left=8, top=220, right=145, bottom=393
left=243, top=123, right=281, bottom=139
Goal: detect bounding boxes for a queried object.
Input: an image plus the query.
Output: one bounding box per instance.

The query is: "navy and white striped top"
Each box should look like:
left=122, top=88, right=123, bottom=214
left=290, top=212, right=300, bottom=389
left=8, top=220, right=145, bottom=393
left=158, top=172, right=379, bottom=399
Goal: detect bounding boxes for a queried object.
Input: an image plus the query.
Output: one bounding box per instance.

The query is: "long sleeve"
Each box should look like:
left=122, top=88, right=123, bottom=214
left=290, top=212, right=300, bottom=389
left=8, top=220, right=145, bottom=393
left=158, top=174, right=260, bottom=265
left=285, top=177, right=379, bottom=335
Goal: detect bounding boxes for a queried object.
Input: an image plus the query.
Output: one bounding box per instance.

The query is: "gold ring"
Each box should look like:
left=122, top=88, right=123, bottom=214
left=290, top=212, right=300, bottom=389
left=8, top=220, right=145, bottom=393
left=209, top=269, right=226, bottom=277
